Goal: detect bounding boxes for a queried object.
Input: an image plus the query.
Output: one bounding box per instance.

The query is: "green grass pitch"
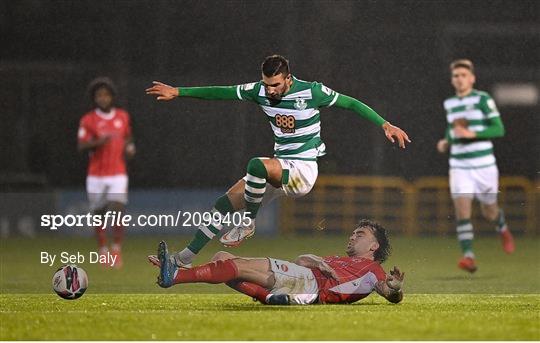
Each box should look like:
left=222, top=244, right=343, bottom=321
left=1, top=234, right=539, bottom=340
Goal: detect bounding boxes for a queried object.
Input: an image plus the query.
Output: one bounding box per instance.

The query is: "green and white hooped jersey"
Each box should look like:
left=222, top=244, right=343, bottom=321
left=236, top=76, right=339, bottom=161
left=444, top=90, right=500, bottom=169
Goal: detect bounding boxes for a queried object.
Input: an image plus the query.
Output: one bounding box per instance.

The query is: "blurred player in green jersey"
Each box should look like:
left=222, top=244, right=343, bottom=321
left=437, top=59, right=514, bottom=273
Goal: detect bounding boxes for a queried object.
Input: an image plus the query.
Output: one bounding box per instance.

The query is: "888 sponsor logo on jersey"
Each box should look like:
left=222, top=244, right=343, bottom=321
left=275, top=114, right=296, bottom=133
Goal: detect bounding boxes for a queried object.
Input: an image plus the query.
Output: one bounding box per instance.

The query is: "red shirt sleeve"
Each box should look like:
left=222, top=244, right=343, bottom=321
left=78, top=114, right=94, bottom=143
left=371, top=263, right=387, bottom=282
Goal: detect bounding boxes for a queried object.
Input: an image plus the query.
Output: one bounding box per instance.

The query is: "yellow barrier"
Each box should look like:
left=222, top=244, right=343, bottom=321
left=279, top=176, right=538, bottom=236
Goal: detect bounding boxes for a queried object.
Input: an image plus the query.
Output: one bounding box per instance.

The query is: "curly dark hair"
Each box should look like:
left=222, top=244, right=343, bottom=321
left=87, top=76, right=117, bottom=102
left=357, top=219, right=391, bottom=263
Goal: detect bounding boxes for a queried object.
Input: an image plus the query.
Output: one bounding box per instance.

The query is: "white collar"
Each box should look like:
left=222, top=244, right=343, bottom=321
left=95, top=108, right=116, bottom=120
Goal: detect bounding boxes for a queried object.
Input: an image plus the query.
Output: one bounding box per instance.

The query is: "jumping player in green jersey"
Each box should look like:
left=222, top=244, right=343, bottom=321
left=146, top=55, right=410, bottom=268
left=436, top=59, right=514, bottom=273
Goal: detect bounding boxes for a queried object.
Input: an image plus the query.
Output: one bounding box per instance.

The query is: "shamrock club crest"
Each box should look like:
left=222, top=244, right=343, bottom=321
left=294, top=98, right=307, bottom=110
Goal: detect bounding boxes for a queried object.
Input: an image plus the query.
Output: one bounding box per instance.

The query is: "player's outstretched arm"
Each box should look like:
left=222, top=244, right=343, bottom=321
left=375, top=266, right=404, bottom=304
left=333, top=94, right=411, bottom=148
left=145, top=81, right=239, bottom=101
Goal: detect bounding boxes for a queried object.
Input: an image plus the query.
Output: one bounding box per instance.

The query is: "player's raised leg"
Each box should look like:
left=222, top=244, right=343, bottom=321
left=148, top=247, right=271, bottom=303
left=157, top=157, right=281, bottom=267
left=168, top=193, right=236, bottom=267
left=220, top=157, right=283, bottom=247
left=157, top=241, right=274, bottom=289
left=453, top=197, right=477, bottom=273
left=148, top=182, right=241, bottom=267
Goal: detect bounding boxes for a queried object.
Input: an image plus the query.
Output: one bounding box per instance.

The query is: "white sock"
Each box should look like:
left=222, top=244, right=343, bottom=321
left=174, top=248, right=195, bottom=265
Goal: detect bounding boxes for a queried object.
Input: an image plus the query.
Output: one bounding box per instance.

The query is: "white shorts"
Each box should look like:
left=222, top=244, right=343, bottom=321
left=277, top=158, right=318, bottom=197
left=86, top=175, right=128, bottom=211
left=243, top=158, right=319, bottom=205
left=449, top=165, right=499, bottom=204
left=268, top=258, right=319, bottom=305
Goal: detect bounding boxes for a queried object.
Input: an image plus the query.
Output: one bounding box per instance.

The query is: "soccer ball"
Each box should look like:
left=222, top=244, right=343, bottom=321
left=52, top=265, right=88, bottom=300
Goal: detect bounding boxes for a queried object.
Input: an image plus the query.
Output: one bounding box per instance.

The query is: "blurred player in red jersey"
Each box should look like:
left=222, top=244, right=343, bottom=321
left=78, top=77, right=135, bottom=268
left=150, top=219, right=404, bottom=305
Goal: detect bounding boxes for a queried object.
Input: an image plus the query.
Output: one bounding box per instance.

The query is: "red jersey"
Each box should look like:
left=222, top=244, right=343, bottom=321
left=311, top=256, right=386, bottom=304
left=78, top=108, right=132, bottom=176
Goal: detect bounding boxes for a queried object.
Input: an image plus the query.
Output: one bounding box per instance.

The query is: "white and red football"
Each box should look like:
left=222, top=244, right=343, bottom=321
left=52, top=265, right=88, bottom=300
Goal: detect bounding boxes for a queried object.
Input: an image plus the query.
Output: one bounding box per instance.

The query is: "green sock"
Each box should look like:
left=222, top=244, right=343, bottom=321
left=456, top=219, right=474, bottom=258
left=244, top=158, right=267, bottom=220
left=181, top=195, right=234, bottom=259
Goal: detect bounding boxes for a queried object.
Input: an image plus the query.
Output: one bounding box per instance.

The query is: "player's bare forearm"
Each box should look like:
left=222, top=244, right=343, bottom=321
left=295, top=254, right=339, bottom=280
left=294, top=254, right=324, bottom=268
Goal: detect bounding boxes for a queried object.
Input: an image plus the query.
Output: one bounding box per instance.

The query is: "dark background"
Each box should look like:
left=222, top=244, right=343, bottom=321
left=1, top=0, right=538, bottom=188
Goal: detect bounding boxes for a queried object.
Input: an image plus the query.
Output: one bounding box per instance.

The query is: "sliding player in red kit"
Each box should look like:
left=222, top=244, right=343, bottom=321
left=150, top=219, right=404, bottom=305
left=78, top=77, right=135, bottom=268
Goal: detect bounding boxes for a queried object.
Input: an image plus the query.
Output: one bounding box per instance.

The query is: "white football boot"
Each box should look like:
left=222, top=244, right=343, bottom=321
left=219, top=221, right=256, bottom=247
